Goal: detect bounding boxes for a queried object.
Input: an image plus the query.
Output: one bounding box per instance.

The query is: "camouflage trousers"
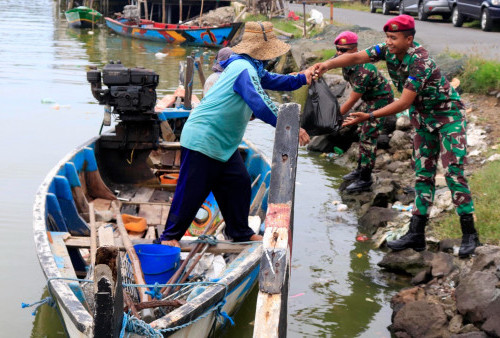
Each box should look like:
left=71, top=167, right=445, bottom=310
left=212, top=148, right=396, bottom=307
left=412, top=118, right=474, bottom=216
left=358, top=99, right=392, bottom=170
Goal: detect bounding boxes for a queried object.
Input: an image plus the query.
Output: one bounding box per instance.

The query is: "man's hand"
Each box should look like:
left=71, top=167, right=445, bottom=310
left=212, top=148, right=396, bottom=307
left=312, top=62, right=329, bottom=80
left=342, top=112, right=369, bottom=127
left=299, top=128, right=310, bottom=146
left=300, top=68, right=313, bottom=85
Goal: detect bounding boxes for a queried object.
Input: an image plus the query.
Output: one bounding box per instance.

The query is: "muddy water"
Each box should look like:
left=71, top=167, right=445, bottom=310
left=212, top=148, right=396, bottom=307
left=0, top=0, right=401, bottom=336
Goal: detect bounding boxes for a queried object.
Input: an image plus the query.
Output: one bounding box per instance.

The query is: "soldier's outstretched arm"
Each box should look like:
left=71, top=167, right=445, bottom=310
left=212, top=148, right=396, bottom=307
left=343, top=89, right=417, bottom=127
left=313, top=51, right=371, bottom=78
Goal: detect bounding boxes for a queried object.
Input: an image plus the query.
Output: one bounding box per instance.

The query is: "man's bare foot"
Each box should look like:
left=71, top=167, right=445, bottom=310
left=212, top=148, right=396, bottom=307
left=249, top=234, right=263, bottom=241
left=161, top=239, right=180, bottom=248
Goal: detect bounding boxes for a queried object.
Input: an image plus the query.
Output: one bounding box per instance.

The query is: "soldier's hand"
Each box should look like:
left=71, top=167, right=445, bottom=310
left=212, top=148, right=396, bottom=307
left=312, top=62, right=328, bottom=80
left=299, top=128, right=310, bottom=146
left=342, top=112, right=368, bottom=127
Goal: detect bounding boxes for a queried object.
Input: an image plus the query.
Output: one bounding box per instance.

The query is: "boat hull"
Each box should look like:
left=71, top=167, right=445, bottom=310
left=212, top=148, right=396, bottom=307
left=105, top=17, right=242, bottom=47
left=33, top=132, right=270, bottom=337
left=65, top=7, right=102, bottom=28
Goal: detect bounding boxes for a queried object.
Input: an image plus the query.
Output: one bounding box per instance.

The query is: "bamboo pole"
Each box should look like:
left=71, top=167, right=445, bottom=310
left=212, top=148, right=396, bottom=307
left=89, top=202, right=97, bottom=267
left=112, top=202, right=154, bottom=322
left=161, top=218, right=224, bottom=296
left=302, top=1, right=307, bottom=38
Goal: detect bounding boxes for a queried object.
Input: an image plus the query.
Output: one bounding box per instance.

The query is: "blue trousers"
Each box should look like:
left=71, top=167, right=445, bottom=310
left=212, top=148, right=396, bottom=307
left=158, top=147, right=254, bottom=242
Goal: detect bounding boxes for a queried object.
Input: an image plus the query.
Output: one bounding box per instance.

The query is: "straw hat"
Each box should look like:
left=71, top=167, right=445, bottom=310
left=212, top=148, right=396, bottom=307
left=231, top=21, right=290, bottom=61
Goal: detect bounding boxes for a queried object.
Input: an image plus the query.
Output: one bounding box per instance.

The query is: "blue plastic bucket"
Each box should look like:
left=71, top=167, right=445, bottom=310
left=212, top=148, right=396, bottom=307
left=134, top=244, right=181, bottom=285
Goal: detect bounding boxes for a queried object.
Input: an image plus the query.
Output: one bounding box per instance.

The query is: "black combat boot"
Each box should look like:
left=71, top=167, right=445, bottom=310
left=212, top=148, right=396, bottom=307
left=343, top=165, right=361, bottom=181
left=345, top=167, right=373, bottom=193
left=386, top=215, right=428, bottom=252
left=458, top=214, right=481, bottom=258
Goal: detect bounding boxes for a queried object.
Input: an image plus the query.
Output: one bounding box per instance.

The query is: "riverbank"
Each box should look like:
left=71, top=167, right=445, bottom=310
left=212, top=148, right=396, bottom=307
left=268, top=21, right=500, bottom=337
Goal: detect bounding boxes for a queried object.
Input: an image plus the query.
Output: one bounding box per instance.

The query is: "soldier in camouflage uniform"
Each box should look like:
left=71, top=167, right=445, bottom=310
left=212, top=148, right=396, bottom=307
left=313, top=15, right=480, bottom=258
left=334, top=31, right=394, bottom=192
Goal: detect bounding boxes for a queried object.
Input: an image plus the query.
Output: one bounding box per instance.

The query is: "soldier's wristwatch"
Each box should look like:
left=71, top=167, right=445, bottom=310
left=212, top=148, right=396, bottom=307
left=368, top=112, right=375, bottom=122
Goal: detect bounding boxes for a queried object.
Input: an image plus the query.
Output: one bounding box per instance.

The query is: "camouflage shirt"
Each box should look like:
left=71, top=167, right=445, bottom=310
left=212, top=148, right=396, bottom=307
left=342, top=63, right=393, bottom=108
left=365, top=43, right=465, bottom=131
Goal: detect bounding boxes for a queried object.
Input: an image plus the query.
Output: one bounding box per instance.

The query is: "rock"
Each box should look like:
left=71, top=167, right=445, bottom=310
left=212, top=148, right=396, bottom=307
left=377, top=134, right=391, bottom=150
left=372, top=183, right=397, bottom=208
left=439, top=238, right=461, bottom=253
left=378, top=250, right=431, bottom=276
left=411, top=267, right=432, bottom=285
left=389, top=130, right=412, bottom=150
left=451, top=332, right=488, bottom=338
left=482, top=297, right=500, bottom=337
left=391, top=286, right=426, bottom=313
left=358, top=206, right=399, bottom=235
left=455, top=270, right=500, bottom=323
left=382, top=115, right=397, bottom=135
left=323, top=73, right=349, bottom=98
left=470, top=245, right=500, bottom=273
left=300, top=52, right=319, bottom=69
left=448, top=314, right=463, bottom=334
left=392, top=300, right=449, bottom=338
left=184, top=6, right=235, bottom=26
left=396, top=115, right=412, bottom=131
left=430, top=252, right=455, bottom=278
left=386, top=161, right=404, bottom=173
left=392, top=149, right=412, bottom=162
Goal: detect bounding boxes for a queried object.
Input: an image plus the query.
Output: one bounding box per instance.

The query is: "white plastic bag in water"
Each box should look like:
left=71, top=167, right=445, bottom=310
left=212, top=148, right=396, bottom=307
left=308, top=9, right=323, bottom=25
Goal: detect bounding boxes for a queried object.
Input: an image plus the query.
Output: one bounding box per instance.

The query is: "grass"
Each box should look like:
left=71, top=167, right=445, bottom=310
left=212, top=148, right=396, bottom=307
left=459, top=57, right=500, bottom=93
left=431, top=159, right=500, bottom=245
left=330, top=1, right=370, bottom=12
left=242, top=14, right=322, bottom=38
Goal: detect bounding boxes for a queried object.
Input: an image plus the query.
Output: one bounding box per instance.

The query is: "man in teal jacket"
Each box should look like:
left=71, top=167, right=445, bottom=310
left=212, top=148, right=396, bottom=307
left=157, top=21, right=312, bottom=247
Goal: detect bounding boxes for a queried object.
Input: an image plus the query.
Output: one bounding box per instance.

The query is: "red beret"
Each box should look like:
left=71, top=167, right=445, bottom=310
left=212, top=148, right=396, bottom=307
left=334, top=31, right=358, bottom=45
left=383, top=15, right=415, bottom=32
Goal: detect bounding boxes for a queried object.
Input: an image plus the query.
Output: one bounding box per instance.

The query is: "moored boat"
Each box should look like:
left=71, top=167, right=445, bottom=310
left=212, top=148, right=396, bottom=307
left=105, top=17, right=242, bottom=47
left=65, top=6, right=102, bottom=29
left=32, top=61, right=271, bottom=336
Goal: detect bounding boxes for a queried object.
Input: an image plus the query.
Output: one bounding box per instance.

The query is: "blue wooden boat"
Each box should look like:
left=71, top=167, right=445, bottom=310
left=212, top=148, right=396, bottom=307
left=33, top=135, right=271, bottom=336
left=104, top=17, right=242, bottom=47
left=33, top=60, right=271, bottom=335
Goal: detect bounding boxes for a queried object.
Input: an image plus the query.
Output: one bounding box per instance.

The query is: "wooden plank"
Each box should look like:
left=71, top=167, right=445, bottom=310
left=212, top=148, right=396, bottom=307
left=253, top=103, right=300, bottom=338
left=160, top=205, right=171, bottom=225
left=159, top=141, right=249, bottom=152
left=65, top=236, right=248, bottom=254
left=130, top=187, right=155, bottom=203
left=138, top=204, right=163, bottom=225
left=98, top=225, right=115, bottom=246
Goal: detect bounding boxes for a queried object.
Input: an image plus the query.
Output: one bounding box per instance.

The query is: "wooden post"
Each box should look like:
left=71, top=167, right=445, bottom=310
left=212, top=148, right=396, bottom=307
left=253, top=103, right=300, bottom=338
left=93, top=246, right=123, bottom=338
left=198, top=0, right=205, bottom=26
left=196, top=59, right=206, bottom=88
left=184, top=56, right=194, bottom=110
left=179, top=0, right=183, bottom=23
left=330, top=1, right=333, bottom=24
left=162, top=0, right=166, bottom=23
left=302, top=2, right=307, bottom=38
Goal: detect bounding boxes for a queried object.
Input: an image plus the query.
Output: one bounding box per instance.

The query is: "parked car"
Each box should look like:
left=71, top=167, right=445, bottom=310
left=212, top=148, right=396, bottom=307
left=399, top=0, right=452, bottom=20
left=451, top=0, right=500, bottom=30
left=370, top=0, right=400, bottom=14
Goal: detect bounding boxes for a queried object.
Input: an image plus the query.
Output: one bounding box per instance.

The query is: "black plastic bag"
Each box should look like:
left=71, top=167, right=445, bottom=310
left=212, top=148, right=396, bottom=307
left=300, top=77, right=343, bottom=136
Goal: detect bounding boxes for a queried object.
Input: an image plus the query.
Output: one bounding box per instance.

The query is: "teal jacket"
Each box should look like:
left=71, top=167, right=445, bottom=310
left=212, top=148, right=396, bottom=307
left=180, top=55, right=306, bottom=162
